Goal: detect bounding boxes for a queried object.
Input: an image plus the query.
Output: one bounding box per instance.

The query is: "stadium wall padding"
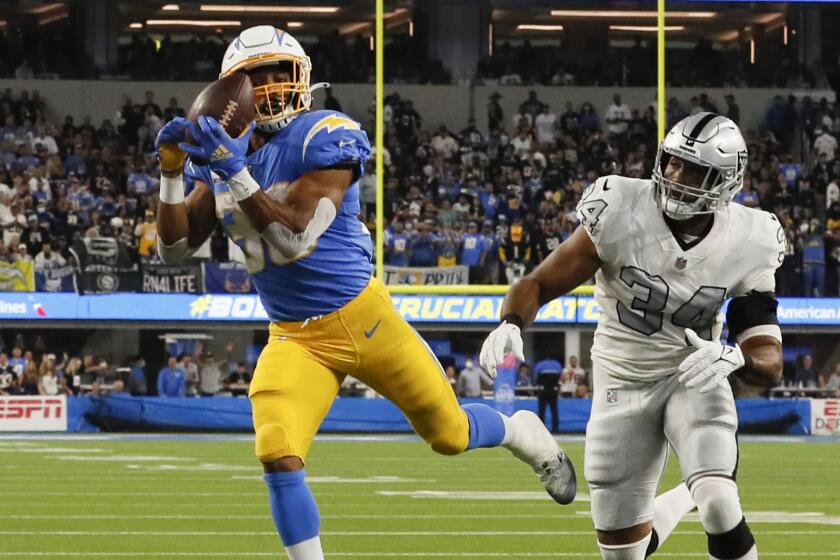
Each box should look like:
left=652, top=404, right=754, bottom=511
left=67, top=395, right=812, bottom=435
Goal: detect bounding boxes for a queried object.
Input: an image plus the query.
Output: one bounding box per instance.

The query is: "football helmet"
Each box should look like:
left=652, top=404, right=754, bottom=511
left=220, top=25, right=313, bottom=132
left=652, top=112, right=748, bottom=220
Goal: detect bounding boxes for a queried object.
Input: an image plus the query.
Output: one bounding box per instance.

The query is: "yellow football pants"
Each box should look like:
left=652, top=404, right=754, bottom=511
left=250, top=277, right=470, bottom=463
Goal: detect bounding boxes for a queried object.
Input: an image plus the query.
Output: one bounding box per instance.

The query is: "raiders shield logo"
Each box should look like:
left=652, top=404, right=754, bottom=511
left=606, top=389, right=618, bottom=404
left=675, top=257, right=687, bottom=270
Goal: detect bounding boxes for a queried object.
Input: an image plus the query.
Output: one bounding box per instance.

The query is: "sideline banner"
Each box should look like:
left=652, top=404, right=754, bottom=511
left=811, top=399, right=840, bottom=436
left=142, top=264, right=202, bottom=294
left=383, top=265, right=469, bottom=285
left=202, top=262, right=256, bottom=293
left=0, top=261, right=34, bottom=291
left=0, top=396, right=67, bottom=431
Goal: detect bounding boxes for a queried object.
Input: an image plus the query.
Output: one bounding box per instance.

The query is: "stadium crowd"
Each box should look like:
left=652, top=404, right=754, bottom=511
left=377, top=89, right=840, bottom=296
left=0, top=84, right=838, bottom=295
left=0, top=341, right=255, bottom=398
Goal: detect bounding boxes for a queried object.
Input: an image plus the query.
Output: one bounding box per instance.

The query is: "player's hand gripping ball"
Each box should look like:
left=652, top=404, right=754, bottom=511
left=179, top=116, right=256, bottom=180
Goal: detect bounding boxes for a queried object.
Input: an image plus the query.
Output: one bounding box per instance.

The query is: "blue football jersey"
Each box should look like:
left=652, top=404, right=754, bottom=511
left=185, top=110, right=373, bottom=321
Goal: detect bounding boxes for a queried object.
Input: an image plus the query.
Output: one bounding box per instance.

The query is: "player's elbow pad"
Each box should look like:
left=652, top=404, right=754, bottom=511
left=260, top=197, right=337, bottom=260
left=157, top=237, right=197, bottom=264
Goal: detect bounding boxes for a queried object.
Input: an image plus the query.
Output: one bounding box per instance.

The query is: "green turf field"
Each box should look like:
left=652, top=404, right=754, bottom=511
left=0, top=435, right=838, bottom=558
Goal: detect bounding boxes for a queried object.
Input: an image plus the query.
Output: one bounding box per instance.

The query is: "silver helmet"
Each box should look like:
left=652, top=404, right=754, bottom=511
left=652, top=112, right=748, bottom=220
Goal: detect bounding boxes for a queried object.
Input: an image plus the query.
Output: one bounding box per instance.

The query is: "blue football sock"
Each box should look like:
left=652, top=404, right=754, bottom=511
left=462, top=403, right=507, bottom=450
left=263, top=470, right=320, bottom=547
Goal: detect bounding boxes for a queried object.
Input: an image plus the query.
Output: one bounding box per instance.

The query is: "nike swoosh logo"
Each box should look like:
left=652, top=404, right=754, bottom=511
left=364, top=320, right=382, bottom=338
left=602, top=179, right=610, bottom=191
left=339, top=139, right=356, bottom=148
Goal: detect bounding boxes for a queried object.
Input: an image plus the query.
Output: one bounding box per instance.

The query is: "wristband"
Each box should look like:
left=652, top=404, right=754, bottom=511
left=159, top=175, right=185, bottom=205
left=227, top=168, right=262, bottom=202
left=501, top=313, right=524, bottom=329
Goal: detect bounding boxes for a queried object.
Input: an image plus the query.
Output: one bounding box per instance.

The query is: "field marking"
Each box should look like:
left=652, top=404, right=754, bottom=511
left=0, top=530, right=836, bottom=537
left=378, top=490, right=591, bottom=502
left=58, top=455, right=194, bottom=462
left=1, top=553, right=840, bottom=558
left=0, top=447, right=104, bottom=453
left=230, top=475, right=435, bottom=483
left=575, top=511, right=840, bottom=527
left=0, top=513, right=586, bottom=520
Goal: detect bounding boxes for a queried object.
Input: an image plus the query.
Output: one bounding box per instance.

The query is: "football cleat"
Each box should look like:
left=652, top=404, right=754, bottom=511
left=535, top=451, right=577, bottom=505
left=507, top=410, right=577, bottom=505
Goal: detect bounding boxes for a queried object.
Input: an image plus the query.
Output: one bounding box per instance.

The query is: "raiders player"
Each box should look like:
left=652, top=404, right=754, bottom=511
left=481, top=113, right=783, bottom=560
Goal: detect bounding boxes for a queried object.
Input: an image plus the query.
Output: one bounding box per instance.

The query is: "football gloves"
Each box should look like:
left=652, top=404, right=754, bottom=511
left=155, top=117, right=189, bottom=177
left=179, top=116, right=256, bottom=180
left=479, top=320, right=526, bottom=379
left=677, top=328, right=745, bottom=393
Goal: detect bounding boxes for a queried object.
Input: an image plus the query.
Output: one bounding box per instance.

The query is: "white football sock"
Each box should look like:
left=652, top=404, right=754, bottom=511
left=500, top=411, right=557, bottom=467
left=652, top=482, right=694, bottom=549
left=598, top=533, right=651, bottom=560
left=284, top=536, right=324, bottom=560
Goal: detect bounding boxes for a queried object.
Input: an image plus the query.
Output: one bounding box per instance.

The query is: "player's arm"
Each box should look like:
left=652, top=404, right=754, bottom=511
left=727, top=291, right=783, bottom=388
left=179, top=115, right=359, bottom=261
left=502, top=227, right=601, bottom=328
left=155, top=117, right=218, bottom=263
left=481, top=227, right=601, bottom=376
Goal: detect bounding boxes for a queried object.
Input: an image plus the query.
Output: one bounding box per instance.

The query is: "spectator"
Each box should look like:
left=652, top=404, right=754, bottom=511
left=0, top=353, right=15, bottom=395
left=127, top=356, right=147, bottom=396
left=814, top=126, right=837, bottom=162
left=535, top=359, right=562, bottom=433
left=198, top=351, right=224, bottom=397
left=794, top=354, right=818, bottom=388
left=520, top=90, right=542, bottom=119
left=157, top=356, right=186, bottom=397
left=385, top=221, right=412, bottom=266
left=135, top=210, right=158, bottom=259
left=605, top=94, right=631, bottom=140
left=560, top=356, right=585, bottom=397
left=445, top=365, right=458, bottom=392
left=487, top=92, right=503, bottom=132
left=224, top=362, right=251, bottom=397
left=455, top=357, right=492, bottom=398
left=534, top=104, right=557, bottom=147
left=178, top=353, right=199, bottom=397
left=19, top=361, right=40, bottom=395
left=724, top=94, right=740, bottom=125
left=820, top=363, right=840, bottom=395
left=324, top=88, right=342, bottom=112
left=21, top=215, right=49, bottom=257
left=516, top=363, right=534, bottom=388
left=33, top=242, right=65, bottom=273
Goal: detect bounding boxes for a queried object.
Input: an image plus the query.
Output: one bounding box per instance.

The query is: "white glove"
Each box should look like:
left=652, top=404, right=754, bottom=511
left=479, top=320, right=526, bottom=379
left=677, top=328, right=745, bottom=393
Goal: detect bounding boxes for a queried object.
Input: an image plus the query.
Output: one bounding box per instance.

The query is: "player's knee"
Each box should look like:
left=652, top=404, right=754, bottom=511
left=255, top=422, right=296, bottom=465
left=428, top=430, right=467, bottom=456
left=690, top=476, right=743, bottom=534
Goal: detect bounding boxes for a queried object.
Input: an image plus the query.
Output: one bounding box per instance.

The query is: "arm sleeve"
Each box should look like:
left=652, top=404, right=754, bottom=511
left=726, top=291, right=779, bottom=343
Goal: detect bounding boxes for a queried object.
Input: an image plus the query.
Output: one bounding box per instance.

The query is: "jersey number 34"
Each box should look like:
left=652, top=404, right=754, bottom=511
left=616, top=266, right=726, bottom=340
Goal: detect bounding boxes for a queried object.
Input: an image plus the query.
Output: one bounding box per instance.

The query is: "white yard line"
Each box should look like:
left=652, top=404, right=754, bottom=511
left=0, top=530, right=836, bottom=537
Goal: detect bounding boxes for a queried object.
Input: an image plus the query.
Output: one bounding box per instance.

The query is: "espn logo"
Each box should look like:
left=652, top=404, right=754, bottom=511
left=0, top=397, right=63, bottom=419
left=814, top=399, right=839, bottom=433
left=0, top=396, right=67, bottom=431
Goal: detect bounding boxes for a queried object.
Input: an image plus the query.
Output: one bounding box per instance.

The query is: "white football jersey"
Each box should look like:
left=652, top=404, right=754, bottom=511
left=576, top=175, right=785, bottom=382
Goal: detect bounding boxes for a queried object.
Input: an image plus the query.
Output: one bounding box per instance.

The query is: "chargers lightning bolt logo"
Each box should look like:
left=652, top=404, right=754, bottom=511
left=302, top=115, right=361, bottom=159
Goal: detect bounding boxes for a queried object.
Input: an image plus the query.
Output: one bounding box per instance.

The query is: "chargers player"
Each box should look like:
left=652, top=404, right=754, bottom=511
left=153, top=26, right=576, bottom=560
left=482, top=113, right=784, bottom=560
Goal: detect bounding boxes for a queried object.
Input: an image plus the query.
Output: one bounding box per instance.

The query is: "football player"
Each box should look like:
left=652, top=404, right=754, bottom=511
left=481, top=113, right=784, bottom=560
left=153, top=26, right=576, bottom=560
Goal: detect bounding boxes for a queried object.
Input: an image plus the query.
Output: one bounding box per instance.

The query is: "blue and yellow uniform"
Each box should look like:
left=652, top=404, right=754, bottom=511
left=187, top=110, right=469, bottom=461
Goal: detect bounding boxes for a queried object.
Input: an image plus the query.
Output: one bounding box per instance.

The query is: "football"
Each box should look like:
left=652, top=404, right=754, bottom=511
left=185, top=71, right=256, bottom=161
